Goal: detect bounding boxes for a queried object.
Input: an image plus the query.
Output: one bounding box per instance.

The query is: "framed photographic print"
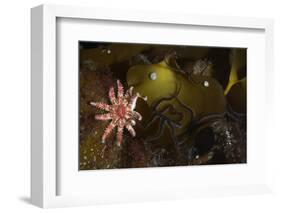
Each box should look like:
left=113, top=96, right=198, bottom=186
left=31, top=4, right=274, bottom=208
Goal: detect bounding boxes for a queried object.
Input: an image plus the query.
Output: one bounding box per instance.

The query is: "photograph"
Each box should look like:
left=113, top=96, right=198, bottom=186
left=79, top=42, right=247, bottom=170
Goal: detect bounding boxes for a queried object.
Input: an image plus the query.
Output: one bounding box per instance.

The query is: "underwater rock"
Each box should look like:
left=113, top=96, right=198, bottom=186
left=121, top=137, right=151, bottom=168
left=211, top=117, right=246, bottom=164
left=79, top=68, right=123, bottom=170
left=191, top=59, right=214, bottom=76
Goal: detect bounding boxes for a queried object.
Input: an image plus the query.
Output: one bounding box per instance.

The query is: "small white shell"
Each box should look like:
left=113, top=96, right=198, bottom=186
left=203, top=80, right=209, bottom=87
left=149, top=72, right=157, bottom=80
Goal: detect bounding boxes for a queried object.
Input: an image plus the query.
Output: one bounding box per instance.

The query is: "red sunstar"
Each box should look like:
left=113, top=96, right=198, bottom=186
left=90, top=80, right=147, bottom=146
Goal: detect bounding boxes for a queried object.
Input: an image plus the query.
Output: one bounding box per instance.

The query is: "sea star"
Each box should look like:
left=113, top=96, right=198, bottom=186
left=90, top=80, right=147, bottom=146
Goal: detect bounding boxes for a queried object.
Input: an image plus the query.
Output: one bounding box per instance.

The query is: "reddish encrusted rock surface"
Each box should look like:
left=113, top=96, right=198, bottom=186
left=79, top=68, right=124, bottom=170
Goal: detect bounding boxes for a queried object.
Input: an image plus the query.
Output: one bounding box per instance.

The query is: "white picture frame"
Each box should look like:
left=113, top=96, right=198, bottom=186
left=31, top=4, right=274, bottom=208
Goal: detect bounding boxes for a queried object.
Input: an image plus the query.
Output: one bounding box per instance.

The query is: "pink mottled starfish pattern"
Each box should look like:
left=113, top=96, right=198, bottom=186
left=90, top=80, right=147, bottom=146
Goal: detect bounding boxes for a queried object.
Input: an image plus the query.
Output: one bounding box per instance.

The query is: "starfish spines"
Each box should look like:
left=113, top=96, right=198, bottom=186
left=91, top=80, right=146, bottom=146
left=126, top=124, right=136, bottom=137
left=95, top=113, right=112, bottom=120
left=108, top=87, right=116, bottom=104
left=116, top=123, right=124, bottom=147
left=125, top=86, right=133, bottom=99
left=132, top=111, right=142, bottom=121
left=90, top=102, right=111, bottom=111
left=102, top=121, right=116, bottom=143
left=117, top=79, right=124, bottom=100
